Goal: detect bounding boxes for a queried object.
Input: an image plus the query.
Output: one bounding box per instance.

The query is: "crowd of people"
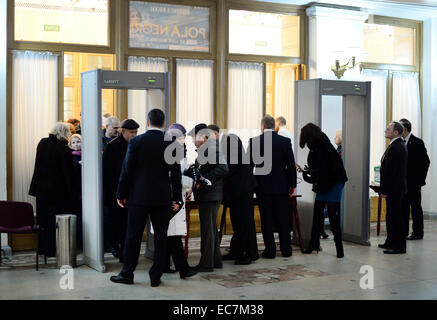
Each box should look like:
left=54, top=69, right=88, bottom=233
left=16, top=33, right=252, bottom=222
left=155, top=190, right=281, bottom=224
left=28, top=108, right=430, bottom=287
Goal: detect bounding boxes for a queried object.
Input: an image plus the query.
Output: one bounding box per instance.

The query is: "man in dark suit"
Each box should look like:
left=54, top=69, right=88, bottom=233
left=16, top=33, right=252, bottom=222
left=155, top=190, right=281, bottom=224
left=399, top=118, right=430, bottom=240
left=103, top=119, right=139, bottom=261
left=249, top=115, right=296, bottom=258
left=222, top=133, right=259, bottom=265
left=110, top=109, right=182, bottom=287
left=379, top=121, right=408, bottom=254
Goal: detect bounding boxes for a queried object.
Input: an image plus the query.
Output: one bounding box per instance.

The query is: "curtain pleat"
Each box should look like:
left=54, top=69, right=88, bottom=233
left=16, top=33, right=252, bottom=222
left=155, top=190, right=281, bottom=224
left=274, top=66, right=296, bottom=133
left=227, top=61, right=263, bottom=147
left=392, top=71, right=421, bottom=137
left=363, top=69, right=388, bottom=185
left=12, top=51, right=58, bottom=206
left=176, top=59, right=214, bottom=164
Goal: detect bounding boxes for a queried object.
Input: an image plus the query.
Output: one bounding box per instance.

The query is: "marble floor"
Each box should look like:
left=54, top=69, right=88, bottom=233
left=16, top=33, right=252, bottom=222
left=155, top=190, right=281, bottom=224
left=1, top=220, right=437, bottom=300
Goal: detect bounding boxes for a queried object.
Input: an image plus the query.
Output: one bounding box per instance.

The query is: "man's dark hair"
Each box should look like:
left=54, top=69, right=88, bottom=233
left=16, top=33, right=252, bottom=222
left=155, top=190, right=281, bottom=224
left=299, top=122, right=322, bottom=149
left=194, top=123, right=208, bottom=136
left=148, top=109, right=165, bottom=127
left=392, top=121, right=404, bottom=136
left=399, top=118, right=412, bottom=133
left=261, top=115, right=275, bottom=130
left=207, top=124, right=220, bottom=133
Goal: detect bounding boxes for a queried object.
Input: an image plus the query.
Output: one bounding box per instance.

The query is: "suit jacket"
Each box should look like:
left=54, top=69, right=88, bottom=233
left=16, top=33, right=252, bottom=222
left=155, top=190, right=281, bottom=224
left=102, top=135, right=128, bottom=207
left=222, top=134, right=256, bottom=205
left=193, top=138, right=229, bottom=202
left=29, top=134, right=77, bottom=204
left=380, top=138, right=408, bottom=196
left=249, top=131, right=296, bottom=195
left=116, top=129, right=182, bottom=206
left=405, top=134, right=430, bottom=191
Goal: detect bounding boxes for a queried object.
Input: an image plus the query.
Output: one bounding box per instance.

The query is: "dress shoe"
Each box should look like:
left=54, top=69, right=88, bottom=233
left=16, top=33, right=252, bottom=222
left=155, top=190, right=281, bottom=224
left=261, top=251, right=275, bottom=259
left=192, top=265, right=213, bottom=272
left=251, top=254, right=260, bottom=261
left=406, top=234, right=423, bottom=240
left=321, top=232, right=329, bottom=239
left=383, top=249, right=406, bottom=254
left=110, top=274, right=133, bottom=285
left=150, top=279, right=161, bottom=287
left=302, top=246, right=319, bottom=254
left=222, top=253, right=237, bottom=261
left=164, top=268, right=177, bottom=274
left=282, top=251, right=292, bottom=258
left=180, top=269, right=198, bottom=279
left=111, top=247, right=120, bottom=258
left=378, top=243, right=390, bottom=249
left=214, top=262, right=223, bottom=269
left=235, top=257, right=252, bottom=265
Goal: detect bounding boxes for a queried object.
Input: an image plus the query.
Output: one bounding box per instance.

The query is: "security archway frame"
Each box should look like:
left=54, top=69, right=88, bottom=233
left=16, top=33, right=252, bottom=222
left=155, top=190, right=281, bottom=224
left=293, top=79, right=371, bottom=247
left=81, top=69, right=169, bottom=272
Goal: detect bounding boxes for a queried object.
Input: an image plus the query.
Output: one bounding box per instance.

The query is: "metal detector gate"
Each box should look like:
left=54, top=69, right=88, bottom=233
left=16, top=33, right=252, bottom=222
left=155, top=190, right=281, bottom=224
left=81, top=69, right=170, bottom=272
left=293, top=79, right=371, bottom=247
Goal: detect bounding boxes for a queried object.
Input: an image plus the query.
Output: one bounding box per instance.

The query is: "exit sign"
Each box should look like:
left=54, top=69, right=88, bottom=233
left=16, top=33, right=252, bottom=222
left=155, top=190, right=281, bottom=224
left=44, top=25, right=60, bottom=32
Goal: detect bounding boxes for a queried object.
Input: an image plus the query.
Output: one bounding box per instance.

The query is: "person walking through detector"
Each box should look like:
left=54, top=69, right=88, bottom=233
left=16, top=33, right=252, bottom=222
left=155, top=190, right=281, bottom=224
left=297, top=123, right=347, bottom=258
left=103, top=119, right=139, bottom=262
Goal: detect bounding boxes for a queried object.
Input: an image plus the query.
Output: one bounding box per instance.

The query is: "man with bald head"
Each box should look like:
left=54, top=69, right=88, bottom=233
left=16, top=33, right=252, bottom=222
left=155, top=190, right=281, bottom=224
left=379, top=121, right=408, bottom=254
left=102, top=116, right=121, bottom=152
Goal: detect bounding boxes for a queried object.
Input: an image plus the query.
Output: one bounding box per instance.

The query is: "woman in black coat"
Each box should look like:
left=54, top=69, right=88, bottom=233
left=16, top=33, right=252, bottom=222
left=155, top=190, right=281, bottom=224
left=29, top=122, right=78, bottom=257
left=297, top=123, right=348, bottom=258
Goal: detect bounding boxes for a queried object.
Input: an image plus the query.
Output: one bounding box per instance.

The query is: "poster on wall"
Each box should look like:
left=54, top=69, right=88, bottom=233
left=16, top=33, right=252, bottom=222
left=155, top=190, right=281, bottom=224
left=129, top=1, right=210, bottom=52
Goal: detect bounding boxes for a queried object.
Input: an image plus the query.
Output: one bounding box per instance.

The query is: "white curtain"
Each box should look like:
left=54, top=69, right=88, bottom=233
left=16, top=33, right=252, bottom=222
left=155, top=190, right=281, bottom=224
left=176, top=59, right=214, bottom=164
left=12, top=51, right=58, bottom=206
left=274, top=66, right=296, bottom=132
left=363, top=69, right=388, bottom=185
left=128, top=56, right=168, bottom=134
left=227, top=61, right=263, bottom=146
left=392, top=71, right=421, bottom=137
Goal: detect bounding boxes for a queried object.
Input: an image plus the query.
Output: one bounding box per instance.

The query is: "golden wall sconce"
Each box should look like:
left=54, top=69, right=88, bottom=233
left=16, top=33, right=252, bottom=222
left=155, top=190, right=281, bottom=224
left=331, top=56, right=363, bottom=79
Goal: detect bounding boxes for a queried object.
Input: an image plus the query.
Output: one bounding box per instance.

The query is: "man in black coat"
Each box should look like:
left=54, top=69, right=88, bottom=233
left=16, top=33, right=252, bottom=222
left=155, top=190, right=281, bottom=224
left=399, top=119, right=430, bottom=240
left=379, top=121, right=408, bottom=254
left=110, top=109, right=182, bottom=287
left=249, top=115, right=296, bottom=259
left=222, top=133, right=259, bottom=265
left=102, top=119, right=139, bottom=261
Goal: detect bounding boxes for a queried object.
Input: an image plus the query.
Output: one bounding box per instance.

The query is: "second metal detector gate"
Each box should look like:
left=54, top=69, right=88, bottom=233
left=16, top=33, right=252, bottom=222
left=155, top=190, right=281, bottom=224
left=293, top=79, right=371, bottom=247
left=81, top=69, right=169, bottom=272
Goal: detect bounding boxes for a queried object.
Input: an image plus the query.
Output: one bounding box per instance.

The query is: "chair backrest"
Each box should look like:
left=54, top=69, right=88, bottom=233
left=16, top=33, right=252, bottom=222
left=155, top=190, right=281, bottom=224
left=0, top=201, right=35, bottom=229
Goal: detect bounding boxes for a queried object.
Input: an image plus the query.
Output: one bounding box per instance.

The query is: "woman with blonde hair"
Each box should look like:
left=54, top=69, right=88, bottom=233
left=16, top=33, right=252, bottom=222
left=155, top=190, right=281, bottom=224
left=29, top=122, right=78, bottom=258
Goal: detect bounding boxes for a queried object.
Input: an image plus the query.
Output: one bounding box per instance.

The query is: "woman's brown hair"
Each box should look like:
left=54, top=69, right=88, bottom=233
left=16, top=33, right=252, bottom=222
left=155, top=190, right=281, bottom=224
left=299, top=123, right=322, bottom=149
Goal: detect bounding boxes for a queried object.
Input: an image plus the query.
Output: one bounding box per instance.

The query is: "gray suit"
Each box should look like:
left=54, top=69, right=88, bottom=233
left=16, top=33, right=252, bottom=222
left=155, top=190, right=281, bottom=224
left=194, top=139, right=229, bottom=268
